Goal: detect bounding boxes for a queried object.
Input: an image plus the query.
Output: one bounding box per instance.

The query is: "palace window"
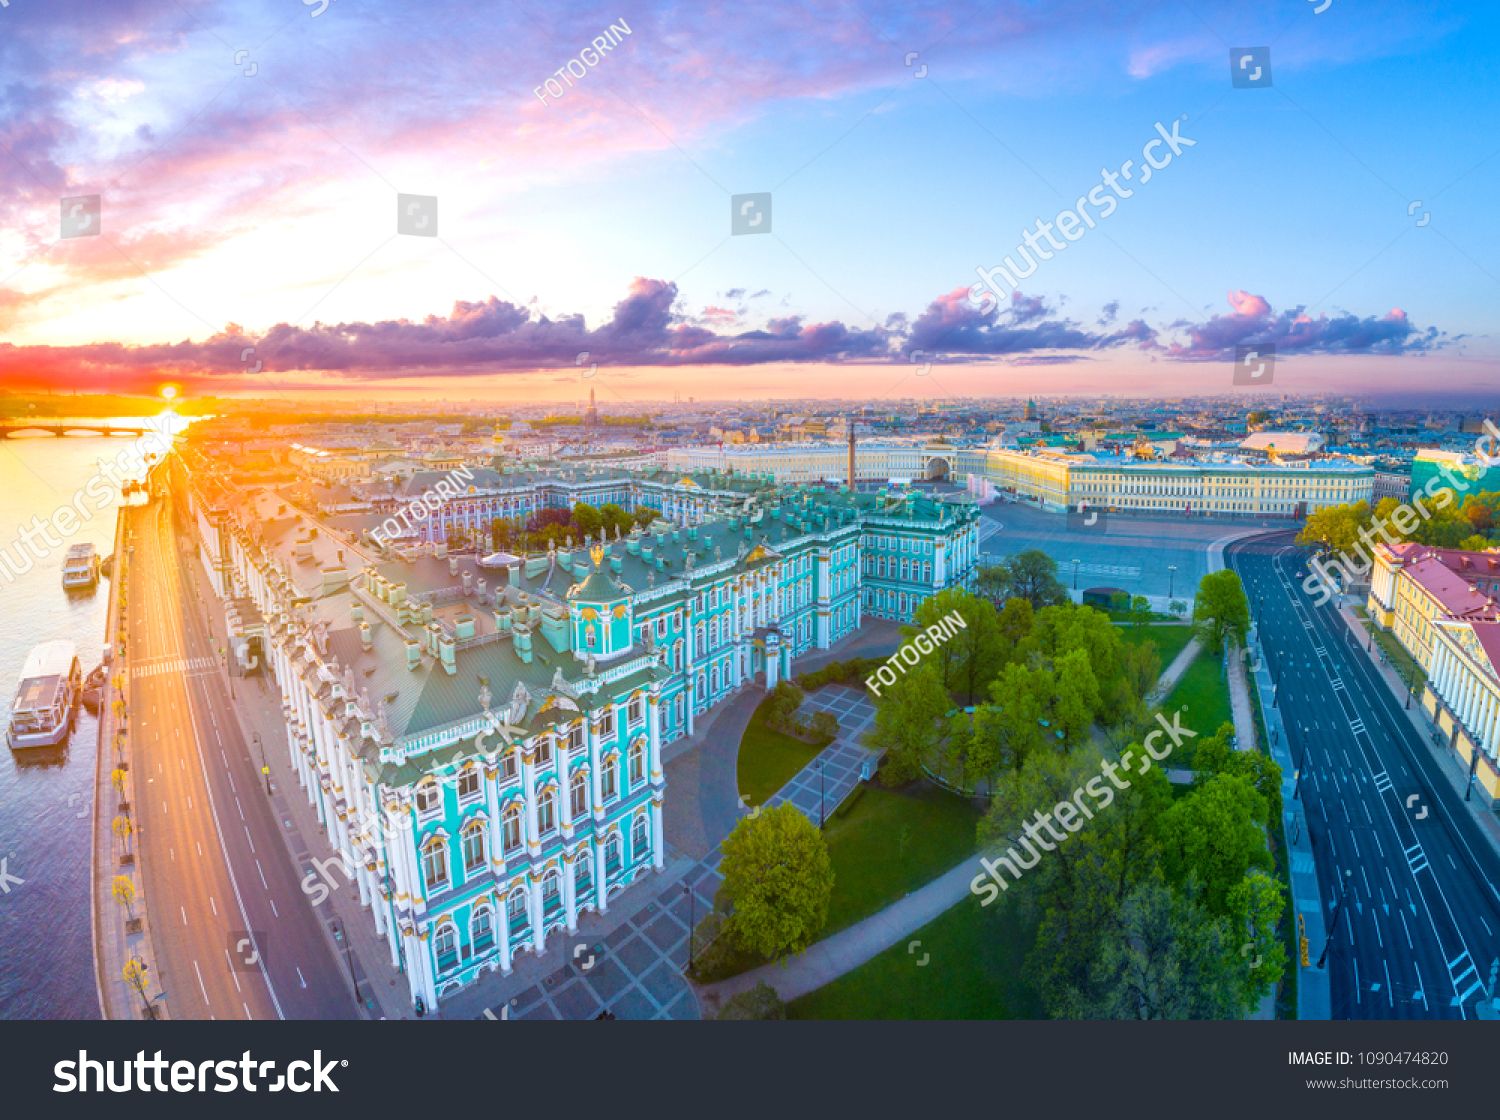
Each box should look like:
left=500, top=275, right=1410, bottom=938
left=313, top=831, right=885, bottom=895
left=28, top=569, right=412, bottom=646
left=461, top=818, right=486, bottom=875
left=507, top=887, right=529, bottom=931
left=567, top=723, right=584, bottom=754
left=570, top=769, right=589, bottom=818
left=632, top=813, right=650, bottom=860
left=576, top=851, right=592, bottom=891
left=605, top=833, right=622, bottom=875
left=457, top=769, right=481, bottom=804
left=502, top=805, right=523, bottom=853
left=535, top=737, right=553, bottom=768
left=434, top=923, right=458, bottom=970
left=472, top=906, right=495, bottom=952
left=500, top=749, right=518, bottom=783
left=538, top=788, right=557, bottom=835
left=415, top=782, right=440, bottom=817
left=542, top=871, right=562, bottom=915
left=599, top=707, right=616, bottom=738
left=628, top=695, right=644, bottom=726
left=601, top=757, right=618, bottom=801
left=421, top=835, right=449, bottom=892
left=629, top=740, right=646, bottom=787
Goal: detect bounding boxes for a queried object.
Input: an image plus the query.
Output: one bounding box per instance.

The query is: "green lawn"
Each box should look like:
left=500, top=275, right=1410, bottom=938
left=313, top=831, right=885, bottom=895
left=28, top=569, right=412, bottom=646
left=692, top=781, right=979, bottom=983
left=736, top=695, right=826, bottom=807
left=1360, top=620, right=1428, bottom=689
left=1162, top=645, right=1234, bottom=751
left=1119, top=622, right=1196, bottom=670
left=789, top=895, right=1043, bottom=1019
left=821, top=783, right=981, bottom=934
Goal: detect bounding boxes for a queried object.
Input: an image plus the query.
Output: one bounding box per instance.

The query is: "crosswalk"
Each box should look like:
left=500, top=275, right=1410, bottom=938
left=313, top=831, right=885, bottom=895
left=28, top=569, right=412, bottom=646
left=128, top=655, right=218, bottom=680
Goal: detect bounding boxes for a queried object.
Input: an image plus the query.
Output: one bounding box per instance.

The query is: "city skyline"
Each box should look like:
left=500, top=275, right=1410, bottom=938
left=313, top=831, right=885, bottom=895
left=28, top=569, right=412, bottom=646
left=2, top=0, right=1497, bottom=402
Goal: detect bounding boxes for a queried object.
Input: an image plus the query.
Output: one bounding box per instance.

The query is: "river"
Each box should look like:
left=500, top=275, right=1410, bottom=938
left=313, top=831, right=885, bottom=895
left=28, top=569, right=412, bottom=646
left=0, top=418, right=184, bottom=1019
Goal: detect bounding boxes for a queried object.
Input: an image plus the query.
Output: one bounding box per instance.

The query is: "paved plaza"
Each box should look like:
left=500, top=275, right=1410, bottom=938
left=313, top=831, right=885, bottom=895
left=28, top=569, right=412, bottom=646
left=979, top=498, right=1280, bottom=604
left=461, top=684, right=882, bottom=1020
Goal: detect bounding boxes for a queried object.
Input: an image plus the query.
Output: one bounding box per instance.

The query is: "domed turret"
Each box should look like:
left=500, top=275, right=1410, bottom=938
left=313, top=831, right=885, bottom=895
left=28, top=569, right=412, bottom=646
left=566, top=544, right=633, bottom=660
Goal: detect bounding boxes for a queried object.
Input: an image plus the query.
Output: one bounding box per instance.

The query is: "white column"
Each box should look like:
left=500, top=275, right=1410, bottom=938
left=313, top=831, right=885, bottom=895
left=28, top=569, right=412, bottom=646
left=495, top=888, right=513, bottom=974
left=594, top=842, right=609, bottom=914
left=563, top=856, right=579, bottom=933
left=522, top=747, right=540, bottom=856
left=651, top=795, right=665, bottom=870
left=648, top=692, right=662, bottom=781
left=588, top=717, right=605, bottom=822
left=529, top=876, right=545, bottom=954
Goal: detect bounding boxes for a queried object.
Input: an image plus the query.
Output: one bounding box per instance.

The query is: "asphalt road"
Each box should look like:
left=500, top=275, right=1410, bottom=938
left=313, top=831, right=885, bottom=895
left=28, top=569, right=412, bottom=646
left=1230, top=532, right=1500, bottom=1020
left=128, top=486, right=354, bottom=1019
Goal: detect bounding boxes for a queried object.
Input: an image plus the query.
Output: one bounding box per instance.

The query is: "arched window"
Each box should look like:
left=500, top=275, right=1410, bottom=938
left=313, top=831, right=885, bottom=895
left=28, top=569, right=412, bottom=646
left=710, top=665, right=719, bottom=692
left=542, top=871, right=562, bottom=915
left=507, top=886, right=529, bottom=930
left=535, top=737, right=553, bottom=768
left=472, top=906, right=495, bottom=951
left=421, top=835, right=449, bottom=892
left=415, top=782, right=440, bottom=816
left=537, top=786, right=557, bottom=835
left=570, top=769, right=589, bottom=818
left=434, top=922, right=458, bottom=969
left=502, top=805, right=523, bottom=853
left=575, top=850, right=592, bottom=891
left=461, top=818, right=486, bottom=875
left=601, top=755, right=618, bottom=801
left=632, top=813, right=650, bottom=859
left=605, top=832, right=622, bottom=873
left=629, top=740, right=646, bottom=787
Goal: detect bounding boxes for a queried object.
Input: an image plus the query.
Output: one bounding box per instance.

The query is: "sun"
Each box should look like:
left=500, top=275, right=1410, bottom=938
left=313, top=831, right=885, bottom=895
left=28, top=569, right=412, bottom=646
left=159, top=384, right=179, bottom=401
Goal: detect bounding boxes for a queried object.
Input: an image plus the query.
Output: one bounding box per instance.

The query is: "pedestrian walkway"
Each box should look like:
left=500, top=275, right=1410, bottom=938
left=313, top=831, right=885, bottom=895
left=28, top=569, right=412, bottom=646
left=1246, top=618, right=1330, bottom=1020
left=771, top=686, right=880, bottom=824
left=1227, top=646, right=1258, bottom=752
left=127, top=655, right=217, bottom=679
left=1148, top=636, right=1202, bottom=705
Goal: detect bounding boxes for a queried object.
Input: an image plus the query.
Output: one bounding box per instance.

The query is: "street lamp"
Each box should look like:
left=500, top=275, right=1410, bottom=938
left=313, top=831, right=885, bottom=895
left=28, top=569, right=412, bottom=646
left=1317, top=869, right=1354, bottom=969
left=1167, top=563, right=1177, bottom=600
left=331, top=918, right=360, bottom=1005
left=1070, top=558, right=1080, bottom=591
left=818, top=757, right=827, bottom=829
left=255, top=732, right=269, bottom=795
left=683, top=882, right=696, bottom=973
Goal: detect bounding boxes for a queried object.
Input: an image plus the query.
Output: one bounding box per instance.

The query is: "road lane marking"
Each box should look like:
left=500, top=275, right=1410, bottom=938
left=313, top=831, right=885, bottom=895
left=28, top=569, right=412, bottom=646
left=181, top=906, right=188, bottom=926
left=210, top=895, right=217, bottom=917
left=193, top=959, right=210, bottom=1006
left=256, top=858, right=268, bottom=890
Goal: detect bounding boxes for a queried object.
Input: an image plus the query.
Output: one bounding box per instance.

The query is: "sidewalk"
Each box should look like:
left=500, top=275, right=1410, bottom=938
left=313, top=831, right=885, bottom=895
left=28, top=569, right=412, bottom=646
left=91, top=501, right=168, bottom=1020
left=1246, top=619, right=1330, bottom=1020
left=1148, top=636, right=1202, bottom=705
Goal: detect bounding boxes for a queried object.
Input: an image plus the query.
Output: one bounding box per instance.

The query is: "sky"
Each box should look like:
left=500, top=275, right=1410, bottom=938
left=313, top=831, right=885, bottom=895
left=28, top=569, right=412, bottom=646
left=1, top=0, right=1498, bottom=405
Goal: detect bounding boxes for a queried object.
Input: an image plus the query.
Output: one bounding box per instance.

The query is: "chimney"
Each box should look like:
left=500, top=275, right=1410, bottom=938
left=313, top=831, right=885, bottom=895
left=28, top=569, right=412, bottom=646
left=359, top=621, right=373, bottom=651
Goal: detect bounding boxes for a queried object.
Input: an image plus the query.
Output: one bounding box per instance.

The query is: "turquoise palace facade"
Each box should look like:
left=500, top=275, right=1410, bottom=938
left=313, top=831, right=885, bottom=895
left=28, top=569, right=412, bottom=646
left=180, top=455, right=979, bottom=1012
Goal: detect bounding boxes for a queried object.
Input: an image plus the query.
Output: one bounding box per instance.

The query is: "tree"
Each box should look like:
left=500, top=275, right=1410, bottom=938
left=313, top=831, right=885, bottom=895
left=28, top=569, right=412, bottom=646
left=571, top=502, right=603, bottom=538
left=764, top=680, right=804, bottom=734
left=123, top=957, right=154, bottom=1017
left=112, top=875, right=137, bottom=921
left=1228, top=869, right=1288, bottom=1009
left=719, top=805, right=834, bottom=960
left=716, top=982, right=787, bottom=1020
left=871, top=663, right=951, bottom=785
left=1157, top=773, right=1270, bottom=915
left=910, top=588, right=1003, bottom=704
left=1129, top=595, right=1152, bottom=628
left=1050, top=648, right=1101, bottom=744
left=1066, top=877, right=1245, bottom=1020
left=1121, top=640, right=1162, bottom=705
left=111, top=767, right=127, bottom=797
left=1193, top=569, right=1250, bottom=653
left=1000, top=550, right=1068, bottom=609
left=112, top=814, right=134, bottom=855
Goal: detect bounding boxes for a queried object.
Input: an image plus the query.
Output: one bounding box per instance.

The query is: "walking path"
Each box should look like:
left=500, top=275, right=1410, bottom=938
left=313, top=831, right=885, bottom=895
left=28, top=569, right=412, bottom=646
left=1148, top=636, right=1202, bottom=706
left=1246, top=617, right=1330, bottom=1020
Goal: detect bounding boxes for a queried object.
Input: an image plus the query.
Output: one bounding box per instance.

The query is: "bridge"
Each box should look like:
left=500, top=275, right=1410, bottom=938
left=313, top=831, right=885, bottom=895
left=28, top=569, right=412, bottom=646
left=0, top=421, right=155, bottom=439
